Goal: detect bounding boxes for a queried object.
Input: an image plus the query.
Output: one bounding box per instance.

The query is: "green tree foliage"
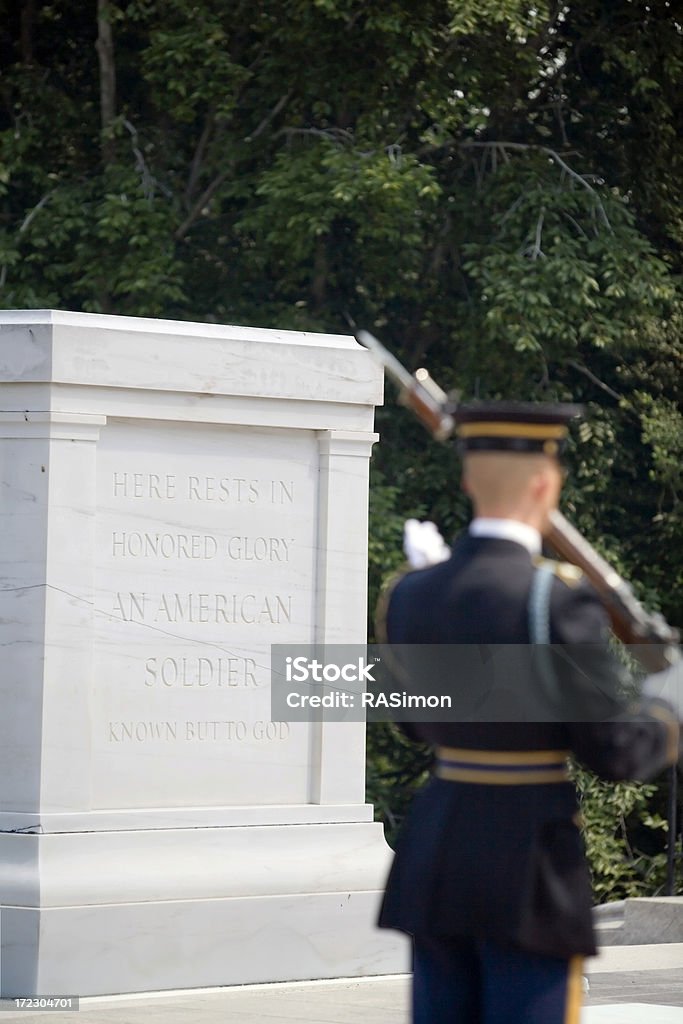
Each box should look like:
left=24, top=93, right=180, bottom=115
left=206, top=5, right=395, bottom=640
left=1, top=0, right=681, bottom=898
left=572, top=763, right=675, bottom=901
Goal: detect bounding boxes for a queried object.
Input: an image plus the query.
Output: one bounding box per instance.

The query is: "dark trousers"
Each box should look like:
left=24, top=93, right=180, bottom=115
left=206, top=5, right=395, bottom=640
left=412, top=935, right=583, bottom=1024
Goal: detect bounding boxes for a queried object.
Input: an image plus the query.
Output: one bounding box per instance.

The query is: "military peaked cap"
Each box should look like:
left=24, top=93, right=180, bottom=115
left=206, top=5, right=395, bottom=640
left=454, top=401, right=582, bottom=457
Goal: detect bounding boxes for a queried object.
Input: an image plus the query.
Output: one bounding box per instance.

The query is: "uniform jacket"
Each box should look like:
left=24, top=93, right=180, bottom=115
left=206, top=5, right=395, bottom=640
left=377, top=532, right=680, bottom=959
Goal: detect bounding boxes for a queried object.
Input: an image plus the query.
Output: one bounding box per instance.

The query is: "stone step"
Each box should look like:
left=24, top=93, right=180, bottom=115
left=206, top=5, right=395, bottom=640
left=595, top=897, right=683, bottom=946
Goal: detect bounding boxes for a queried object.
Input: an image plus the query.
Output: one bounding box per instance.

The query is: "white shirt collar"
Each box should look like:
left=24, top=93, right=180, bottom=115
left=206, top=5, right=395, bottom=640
left=468, top=517, right=542, bottom=556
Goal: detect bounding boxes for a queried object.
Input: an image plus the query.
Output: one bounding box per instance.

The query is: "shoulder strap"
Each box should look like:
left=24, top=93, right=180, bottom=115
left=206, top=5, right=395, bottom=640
left=528, top=562, right=561, bottom=707
left=529, top=562, right=555, bottom=644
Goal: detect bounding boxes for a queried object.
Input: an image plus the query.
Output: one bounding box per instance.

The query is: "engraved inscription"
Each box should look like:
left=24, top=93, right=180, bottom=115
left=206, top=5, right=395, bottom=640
left=143, top=655, right=258, bottom=688
left=225, top=536, right=291, bottom=561
left=188, top=476, right=259, bottom=502
left=113, top=472, right=177, bottom=499
left=107, top=720, right=291, bottom=742
left=112, top=533, right=218, bottom=558
left=98, top=440, right=309, bottom=787
left=111, top=472, right=295, bottom=504
left=155, top=592, right=291, bottom=624
left=113, top=592, right=291, bottom=624
left=110, top=533, right=293, bottom=561
left=94, top=421, right=317, bottom=811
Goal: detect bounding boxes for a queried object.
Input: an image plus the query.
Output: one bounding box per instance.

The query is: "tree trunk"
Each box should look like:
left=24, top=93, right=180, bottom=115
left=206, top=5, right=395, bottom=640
left=95, top=0, right=116, bottom=164
left=311, top=236, right=328, bottom=310
left=20, top=0, right=37, bottom=64
left=95, top=0, right=116, bottom=312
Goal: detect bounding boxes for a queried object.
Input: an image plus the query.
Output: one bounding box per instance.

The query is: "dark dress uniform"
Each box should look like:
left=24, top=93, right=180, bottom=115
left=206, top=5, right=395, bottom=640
left=376, top=403, right=681, bottom=1024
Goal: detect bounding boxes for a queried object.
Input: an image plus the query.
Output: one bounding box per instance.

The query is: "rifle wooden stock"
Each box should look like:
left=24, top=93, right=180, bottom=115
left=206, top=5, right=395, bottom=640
left=398, top=382, right=455, bottom=442
left=546, top=511, right=680, bottom=672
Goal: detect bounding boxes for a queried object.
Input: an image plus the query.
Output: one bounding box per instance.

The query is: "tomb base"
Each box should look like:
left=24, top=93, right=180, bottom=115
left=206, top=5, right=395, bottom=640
left=0, top=819, right=409, bottom=997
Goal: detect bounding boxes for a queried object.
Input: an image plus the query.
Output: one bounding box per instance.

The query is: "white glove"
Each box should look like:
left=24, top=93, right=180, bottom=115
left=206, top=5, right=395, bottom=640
left=642, top=656, right=683, bottom=719
left=403, top=519, right=451, bottom=570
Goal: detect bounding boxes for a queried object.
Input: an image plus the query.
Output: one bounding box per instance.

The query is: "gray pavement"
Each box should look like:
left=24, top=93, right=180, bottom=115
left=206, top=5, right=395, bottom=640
left=587, top=969, right=683, bottom=1007
left=1, top=945, right=682, bottom=1023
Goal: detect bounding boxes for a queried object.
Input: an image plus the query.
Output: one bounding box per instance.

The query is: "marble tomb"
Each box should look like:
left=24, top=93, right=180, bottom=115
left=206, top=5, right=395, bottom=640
left=0, top=310, right=408, bottom=996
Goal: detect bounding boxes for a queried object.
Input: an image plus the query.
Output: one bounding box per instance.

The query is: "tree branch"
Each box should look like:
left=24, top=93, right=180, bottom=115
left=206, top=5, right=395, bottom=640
left=461, top=141, right=613, bottom=231
left=1, top=193, right=53, bottom=292
left=185, top=110, right=216, bottom=204
left=499, top=193, right=525, bottom=227
left=554, top=99, right=570, bottom=148
left=19, top=193, right=52, bottom=233
left=568, top=360, right=622, bottom=401
left=122, top=119, right=158, bottom=200
left=182, top=91, right=292, bottom=211
left=560, top=209, right=589, bottom=240
left=245, top=90, right=292, bottom=143
left=276, top=126, right=353, bottom=144
left=531, top=207, right=545, bottom=259
left=175, top=169, right=230, bottom=241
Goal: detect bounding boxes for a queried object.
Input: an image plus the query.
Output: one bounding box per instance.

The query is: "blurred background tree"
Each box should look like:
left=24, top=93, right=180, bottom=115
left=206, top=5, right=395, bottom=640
left=1, top=0, right=681, bottom=898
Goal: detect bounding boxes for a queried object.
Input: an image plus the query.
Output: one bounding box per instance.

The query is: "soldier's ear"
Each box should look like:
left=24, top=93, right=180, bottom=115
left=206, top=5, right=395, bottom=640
left=535, top=462, right=563, bottom=506
left=530, top=466, right=551, bottom=501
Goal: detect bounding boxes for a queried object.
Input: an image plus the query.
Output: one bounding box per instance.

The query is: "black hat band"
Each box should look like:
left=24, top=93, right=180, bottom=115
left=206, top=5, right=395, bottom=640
left=457, top=437, right=567, bottom=457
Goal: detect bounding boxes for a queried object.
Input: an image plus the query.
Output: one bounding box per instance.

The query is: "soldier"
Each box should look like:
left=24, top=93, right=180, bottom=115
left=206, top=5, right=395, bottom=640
left=376, top=401, right=681, bottom=1024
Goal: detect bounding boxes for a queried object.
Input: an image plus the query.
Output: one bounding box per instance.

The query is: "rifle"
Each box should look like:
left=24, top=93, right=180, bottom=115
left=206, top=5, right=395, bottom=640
left=358, top=328, right=680, bottom=673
